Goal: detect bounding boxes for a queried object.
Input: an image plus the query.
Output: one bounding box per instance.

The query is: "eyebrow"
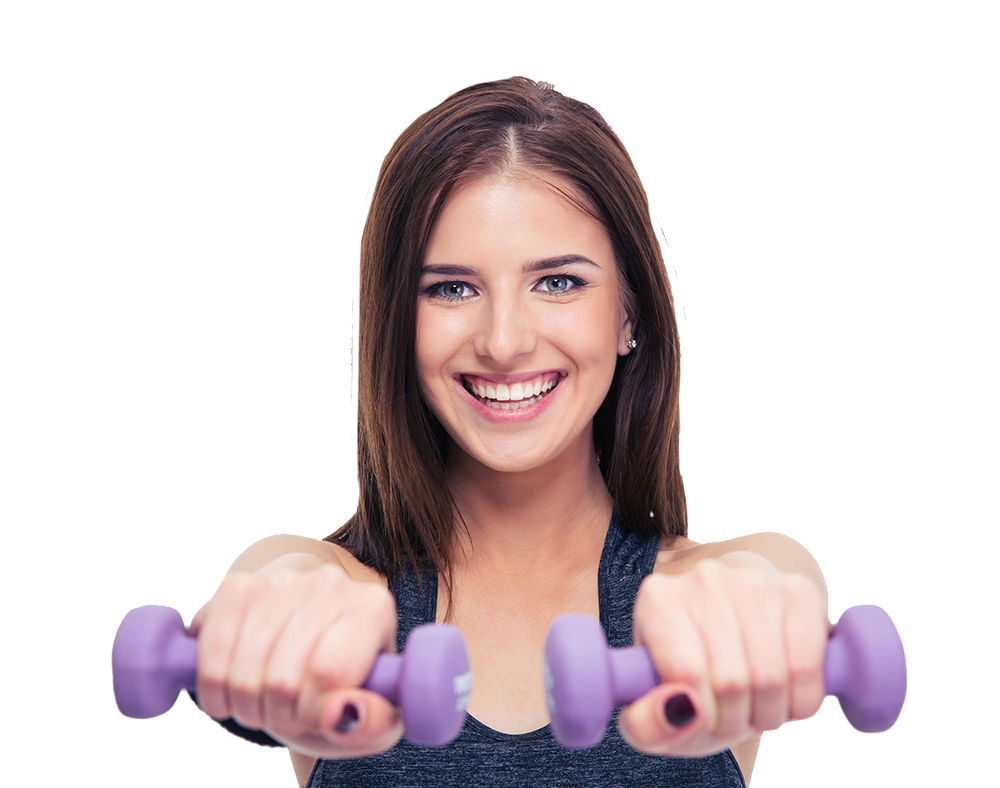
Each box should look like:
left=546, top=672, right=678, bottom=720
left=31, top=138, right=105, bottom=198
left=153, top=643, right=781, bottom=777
left=420, top=255, right=601, bottom=278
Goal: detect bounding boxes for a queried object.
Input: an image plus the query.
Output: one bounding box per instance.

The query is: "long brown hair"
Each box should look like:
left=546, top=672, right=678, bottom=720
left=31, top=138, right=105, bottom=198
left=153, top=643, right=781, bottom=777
left=328, top=77, right=685, bottom=588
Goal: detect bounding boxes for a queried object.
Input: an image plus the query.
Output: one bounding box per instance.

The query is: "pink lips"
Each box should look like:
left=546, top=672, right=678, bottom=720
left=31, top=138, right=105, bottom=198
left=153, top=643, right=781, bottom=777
left=458, top=372, right=562, bottom=421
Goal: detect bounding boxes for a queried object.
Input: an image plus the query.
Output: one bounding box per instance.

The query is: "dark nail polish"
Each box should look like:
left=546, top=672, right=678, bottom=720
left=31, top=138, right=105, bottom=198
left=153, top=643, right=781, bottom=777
left=335, top=703, right=360, bottom=733
left=665, top=694, right=696, bottom=727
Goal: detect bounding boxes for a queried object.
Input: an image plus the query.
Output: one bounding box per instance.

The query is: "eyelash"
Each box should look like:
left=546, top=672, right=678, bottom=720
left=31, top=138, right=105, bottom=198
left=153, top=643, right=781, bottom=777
left=423, top=275, right=587, bottom=301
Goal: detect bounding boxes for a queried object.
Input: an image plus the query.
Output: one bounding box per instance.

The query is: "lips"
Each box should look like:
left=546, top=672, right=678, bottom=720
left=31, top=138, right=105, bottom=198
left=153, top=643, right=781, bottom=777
left=461, top=373, right=561, bottom=411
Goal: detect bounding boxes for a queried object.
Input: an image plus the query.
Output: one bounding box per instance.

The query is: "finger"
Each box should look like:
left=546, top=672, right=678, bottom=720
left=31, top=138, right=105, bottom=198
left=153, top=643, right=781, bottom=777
left=627, top=575, right=717, bottom=750
left=634, top=578, right=709, bottom=685
left=784, top=576, right=828, bottom=721
left=288, top=580, right=396, bottom=740
left=686, top=564, right=751, bottom=740
left=261, top=602, right=321, bottom=736
left=261, top=574, right=364, bottom=735
left=227, top=580, right=304, bottom=730
left=195, top=575, right=253, bottom=720
left=738, top=580, right=788, bottom=732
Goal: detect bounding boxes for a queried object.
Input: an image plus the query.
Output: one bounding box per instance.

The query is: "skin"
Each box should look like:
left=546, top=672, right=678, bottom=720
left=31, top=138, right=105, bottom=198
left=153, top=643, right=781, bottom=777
left=191, top=172, right=829, bottom=787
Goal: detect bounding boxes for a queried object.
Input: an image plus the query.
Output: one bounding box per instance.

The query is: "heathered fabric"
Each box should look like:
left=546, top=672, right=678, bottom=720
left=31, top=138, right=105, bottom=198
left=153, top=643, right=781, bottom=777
left=305, top=515, right=746, bottom=788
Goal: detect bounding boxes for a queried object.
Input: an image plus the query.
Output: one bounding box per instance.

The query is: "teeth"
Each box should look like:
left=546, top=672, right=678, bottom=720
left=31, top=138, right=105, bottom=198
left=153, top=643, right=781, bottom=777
left=464, top=374, right=559, bottom=408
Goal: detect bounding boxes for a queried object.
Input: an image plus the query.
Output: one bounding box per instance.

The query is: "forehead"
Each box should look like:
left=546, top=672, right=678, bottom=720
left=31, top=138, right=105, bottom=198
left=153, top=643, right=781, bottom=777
left=425, top=173, right=613, bottom=265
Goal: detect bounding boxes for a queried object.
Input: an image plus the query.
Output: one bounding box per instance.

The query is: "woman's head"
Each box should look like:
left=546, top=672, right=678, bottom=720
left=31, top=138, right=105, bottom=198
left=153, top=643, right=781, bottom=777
left=333, top=77, right=685, bottom=576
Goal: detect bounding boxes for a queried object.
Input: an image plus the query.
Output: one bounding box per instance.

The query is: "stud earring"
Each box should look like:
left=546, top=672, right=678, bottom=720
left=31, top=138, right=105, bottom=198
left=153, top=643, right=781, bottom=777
left=626, top=338, right=637, bottom=349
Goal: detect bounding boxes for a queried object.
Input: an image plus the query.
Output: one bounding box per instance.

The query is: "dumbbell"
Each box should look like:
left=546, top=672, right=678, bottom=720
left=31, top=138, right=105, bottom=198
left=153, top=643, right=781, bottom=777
left=543, top=605, right=906, bottom=749
left=113, top=605, right=472, bottom=747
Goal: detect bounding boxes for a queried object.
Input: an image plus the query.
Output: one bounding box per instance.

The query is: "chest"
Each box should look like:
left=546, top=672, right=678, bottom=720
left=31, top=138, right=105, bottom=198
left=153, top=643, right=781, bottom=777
left=441, top=583, right=600, bottom=734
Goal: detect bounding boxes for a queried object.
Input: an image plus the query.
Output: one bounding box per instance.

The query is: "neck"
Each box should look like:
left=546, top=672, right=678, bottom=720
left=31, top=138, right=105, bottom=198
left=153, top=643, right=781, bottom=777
left=445, top=438, right=613, bottom=580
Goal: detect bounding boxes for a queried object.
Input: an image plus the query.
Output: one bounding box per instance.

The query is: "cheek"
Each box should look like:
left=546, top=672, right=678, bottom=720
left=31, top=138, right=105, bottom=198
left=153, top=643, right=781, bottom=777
left=546, top=301, right=623, bottom=364
left=415, top=307, right=462, bottom=399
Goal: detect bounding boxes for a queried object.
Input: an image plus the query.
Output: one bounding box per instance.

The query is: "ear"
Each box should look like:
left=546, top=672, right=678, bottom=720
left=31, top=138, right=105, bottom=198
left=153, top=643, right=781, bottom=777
left=617, top=315, right=634, bottom=356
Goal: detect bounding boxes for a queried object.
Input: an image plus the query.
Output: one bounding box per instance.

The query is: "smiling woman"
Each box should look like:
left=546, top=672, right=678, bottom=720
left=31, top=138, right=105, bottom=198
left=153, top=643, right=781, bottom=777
left=182, top=77, right=834, bottom=788
left=335, top=78, right=685, bottom=591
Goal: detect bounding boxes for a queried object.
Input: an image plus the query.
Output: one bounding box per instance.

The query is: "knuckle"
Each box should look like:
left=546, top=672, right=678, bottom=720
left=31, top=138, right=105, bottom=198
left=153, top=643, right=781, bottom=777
left=714, top=676, right=749, bottom=705
left=784, top=573, right=820, bottom=607
left=691, top=560, right=722, bottom=588
left=263, top=673, right=300, bottom=703
left=749, top=661, right=786, bottom=695
left=310, top=563, right=351, bottom=594
left=307, top=654, right=356, bottom=690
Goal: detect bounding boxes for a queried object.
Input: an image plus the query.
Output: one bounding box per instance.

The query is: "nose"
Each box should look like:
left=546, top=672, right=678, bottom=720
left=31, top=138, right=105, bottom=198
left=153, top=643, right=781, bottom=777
left=473, top=293, right=537, bottom=365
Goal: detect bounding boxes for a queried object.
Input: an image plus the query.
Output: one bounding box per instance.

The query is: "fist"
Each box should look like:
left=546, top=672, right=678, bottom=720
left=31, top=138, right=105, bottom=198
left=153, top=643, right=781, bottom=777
left=619, top=556, right=829, bottom=757
left=190, top=561, right=403, bottom=759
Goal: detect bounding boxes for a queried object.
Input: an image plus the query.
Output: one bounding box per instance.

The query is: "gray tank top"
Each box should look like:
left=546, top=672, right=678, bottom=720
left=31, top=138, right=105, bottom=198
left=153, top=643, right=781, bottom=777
left=306, top=514, right=746, bottom=787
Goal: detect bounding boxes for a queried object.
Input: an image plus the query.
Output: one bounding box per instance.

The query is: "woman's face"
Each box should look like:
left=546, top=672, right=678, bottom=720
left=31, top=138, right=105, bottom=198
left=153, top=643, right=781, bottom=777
left=416, top=172, right=632, bottom=476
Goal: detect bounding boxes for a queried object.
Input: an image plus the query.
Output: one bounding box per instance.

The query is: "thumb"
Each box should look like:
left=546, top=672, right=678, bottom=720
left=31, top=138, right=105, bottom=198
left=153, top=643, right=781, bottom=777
left=617, top=682, right=708, bottom=754
left=319, top=689, right=403, bottom=755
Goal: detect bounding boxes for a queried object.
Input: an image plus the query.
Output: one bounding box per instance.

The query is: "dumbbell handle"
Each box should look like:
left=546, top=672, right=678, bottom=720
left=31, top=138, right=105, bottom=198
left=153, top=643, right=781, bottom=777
left=599, top=605, right=905, bottom=733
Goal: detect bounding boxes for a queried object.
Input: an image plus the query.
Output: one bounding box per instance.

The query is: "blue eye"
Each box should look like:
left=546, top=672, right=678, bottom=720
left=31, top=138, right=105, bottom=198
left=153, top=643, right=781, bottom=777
left=536, top=275, right=584, bottom=294
left=427, top=281, right=475, bottom=300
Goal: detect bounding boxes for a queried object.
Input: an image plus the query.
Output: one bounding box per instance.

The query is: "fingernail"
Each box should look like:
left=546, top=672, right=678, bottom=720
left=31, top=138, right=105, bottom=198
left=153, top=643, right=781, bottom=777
left=665, top=694, right=696, bottom=727
left=335, top=702, right=360, bottom=733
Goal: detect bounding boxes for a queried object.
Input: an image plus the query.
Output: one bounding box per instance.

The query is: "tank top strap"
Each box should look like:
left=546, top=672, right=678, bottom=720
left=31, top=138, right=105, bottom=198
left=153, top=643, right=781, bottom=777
left=389, top=558, right=438, bottom=653
left=598, top=512, right=660, bottom=649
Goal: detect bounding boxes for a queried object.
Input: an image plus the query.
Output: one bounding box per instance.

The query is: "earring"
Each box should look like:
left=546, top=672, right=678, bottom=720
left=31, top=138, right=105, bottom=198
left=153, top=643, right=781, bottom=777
left=627, top=338, right=637, bottom=349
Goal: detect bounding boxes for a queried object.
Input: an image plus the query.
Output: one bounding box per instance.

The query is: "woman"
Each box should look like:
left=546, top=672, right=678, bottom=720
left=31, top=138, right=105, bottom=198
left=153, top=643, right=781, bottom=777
left=190, top=77, right=828, bottom=787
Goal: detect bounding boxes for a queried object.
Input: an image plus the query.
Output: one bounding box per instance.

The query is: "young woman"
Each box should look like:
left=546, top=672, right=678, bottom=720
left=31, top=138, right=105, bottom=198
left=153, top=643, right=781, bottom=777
left=189, top=77, right=828, bottom=787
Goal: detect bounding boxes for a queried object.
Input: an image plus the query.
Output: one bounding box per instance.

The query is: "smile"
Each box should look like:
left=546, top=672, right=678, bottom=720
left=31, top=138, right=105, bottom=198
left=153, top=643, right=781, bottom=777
left=461, top=373, right=561, bottom=411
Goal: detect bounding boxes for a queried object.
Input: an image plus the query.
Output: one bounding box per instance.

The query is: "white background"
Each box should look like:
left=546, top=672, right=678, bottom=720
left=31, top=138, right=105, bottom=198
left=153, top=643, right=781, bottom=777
left=2, top=1, right=997, bottom=785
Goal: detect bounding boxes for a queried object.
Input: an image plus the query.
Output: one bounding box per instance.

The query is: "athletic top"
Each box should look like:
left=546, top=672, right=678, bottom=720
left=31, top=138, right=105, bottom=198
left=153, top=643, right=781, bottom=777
left=305, top=515, right=747, bottom=787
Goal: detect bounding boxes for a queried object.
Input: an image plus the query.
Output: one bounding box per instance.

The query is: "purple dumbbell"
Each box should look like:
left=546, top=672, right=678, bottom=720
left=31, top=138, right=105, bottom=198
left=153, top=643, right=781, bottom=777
left=113, top=605, right=471, bottom=747
left=544, top=605, right=906, bottom=748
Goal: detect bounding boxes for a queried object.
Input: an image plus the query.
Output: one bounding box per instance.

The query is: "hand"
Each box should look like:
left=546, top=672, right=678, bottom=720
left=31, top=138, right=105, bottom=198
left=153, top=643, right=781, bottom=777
left=618, top=554, right=829, bottom=757
left=189, top=559, right=403, bottom=759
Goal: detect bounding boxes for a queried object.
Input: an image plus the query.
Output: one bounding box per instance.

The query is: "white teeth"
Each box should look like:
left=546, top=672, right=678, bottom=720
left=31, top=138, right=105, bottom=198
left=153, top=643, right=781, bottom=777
left=465, top=375, right=559, bottom=407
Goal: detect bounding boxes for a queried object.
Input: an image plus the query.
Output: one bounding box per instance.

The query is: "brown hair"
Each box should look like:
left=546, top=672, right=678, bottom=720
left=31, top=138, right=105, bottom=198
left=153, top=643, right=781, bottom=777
left=328, top=77, right=685, bottom=590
